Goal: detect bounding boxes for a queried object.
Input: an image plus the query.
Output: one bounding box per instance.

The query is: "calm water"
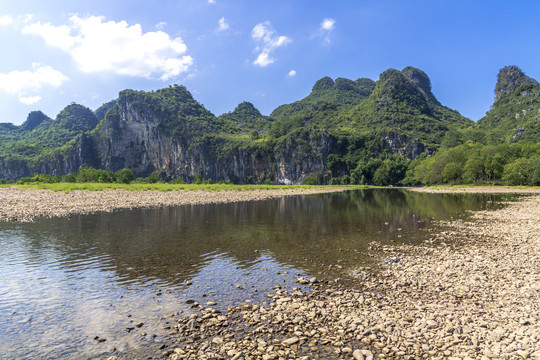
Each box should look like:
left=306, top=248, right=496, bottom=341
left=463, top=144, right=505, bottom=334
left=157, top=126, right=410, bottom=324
left=0, top=189, right=514, bottom=359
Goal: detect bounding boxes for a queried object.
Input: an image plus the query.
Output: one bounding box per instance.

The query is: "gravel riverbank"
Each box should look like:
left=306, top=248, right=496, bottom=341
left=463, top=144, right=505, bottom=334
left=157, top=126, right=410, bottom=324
left=407, top=187, right=540, bottom=194
left=160, top=193, right=540, bottom=360
left=0, top=187, right=348, bottom=222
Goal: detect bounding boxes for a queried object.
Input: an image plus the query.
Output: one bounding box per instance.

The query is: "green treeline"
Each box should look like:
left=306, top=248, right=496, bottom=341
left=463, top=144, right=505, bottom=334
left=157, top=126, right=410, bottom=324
left=304, top=138, right=540, bottom=187
left=0, top=167, right=221, bottom=186
left=406, top=142, right=540, bottom=186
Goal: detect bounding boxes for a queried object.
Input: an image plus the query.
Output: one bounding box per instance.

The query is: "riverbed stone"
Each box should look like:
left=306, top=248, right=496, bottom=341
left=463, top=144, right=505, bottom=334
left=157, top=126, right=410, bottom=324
left=163, top=193, right=540, bottom=360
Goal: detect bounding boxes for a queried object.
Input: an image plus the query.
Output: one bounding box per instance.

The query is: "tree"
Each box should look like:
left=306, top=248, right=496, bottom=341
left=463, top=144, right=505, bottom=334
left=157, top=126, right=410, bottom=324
left=372, top=160, right=408, bottom=186
left=462, top=156, right=484, bottom=183
left=484, top=155, right=504, bottom=182
left=442, top=162, right=462, bottom=183
left=502, top=158, right=529, bottom=185
left=250, top=130, right=260, bottom=140
left=527, top=156, right=540, bottom=185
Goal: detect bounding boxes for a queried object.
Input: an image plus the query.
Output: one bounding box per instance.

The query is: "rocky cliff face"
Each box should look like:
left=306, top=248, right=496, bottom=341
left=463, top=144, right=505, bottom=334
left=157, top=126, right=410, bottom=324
left=91, top=97, right=336, bottom=183
left=495, top=66, right=538, bottom=102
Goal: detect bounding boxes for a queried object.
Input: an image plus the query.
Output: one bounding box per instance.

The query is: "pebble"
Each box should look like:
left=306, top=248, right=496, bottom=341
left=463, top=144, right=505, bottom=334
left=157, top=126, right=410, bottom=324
left=163, top=194, right=540, bottom=360
left=0, top=187, right=349, bottom=222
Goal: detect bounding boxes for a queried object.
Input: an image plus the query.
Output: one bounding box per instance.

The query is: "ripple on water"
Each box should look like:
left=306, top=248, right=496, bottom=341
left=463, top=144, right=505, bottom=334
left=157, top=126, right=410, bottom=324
left=0, top=189, right=513, bottom=359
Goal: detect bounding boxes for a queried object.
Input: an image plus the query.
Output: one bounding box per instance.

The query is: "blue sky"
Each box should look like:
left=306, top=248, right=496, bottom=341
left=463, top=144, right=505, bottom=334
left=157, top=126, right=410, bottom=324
left=1, top=0, right=539, bottom=125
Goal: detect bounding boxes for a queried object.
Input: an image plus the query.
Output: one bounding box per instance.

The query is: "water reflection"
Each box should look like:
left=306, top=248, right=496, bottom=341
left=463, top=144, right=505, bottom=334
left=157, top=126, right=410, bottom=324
left=0, top=189, right=515, bottom=359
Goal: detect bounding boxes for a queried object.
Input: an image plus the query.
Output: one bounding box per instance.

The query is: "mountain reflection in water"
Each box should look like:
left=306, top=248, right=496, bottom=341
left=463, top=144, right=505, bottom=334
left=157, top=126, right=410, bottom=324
left=0, top=189, right=514, bottom=359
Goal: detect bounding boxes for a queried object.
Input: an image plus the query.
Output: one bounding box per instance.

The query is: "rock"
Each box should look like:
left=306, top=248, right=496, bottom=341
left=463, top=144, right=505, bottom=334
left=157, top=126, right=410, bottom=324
left=212, top=336, right=224, bottom=345
left=281, top=337, right=300, bottom=346
left=495, top=65, right=538, bottom=102
left=353, top=349, right=365, bottom=360
left=231, top=352, right=244, bottom=360
left=361, top=349, right=374, bottom=360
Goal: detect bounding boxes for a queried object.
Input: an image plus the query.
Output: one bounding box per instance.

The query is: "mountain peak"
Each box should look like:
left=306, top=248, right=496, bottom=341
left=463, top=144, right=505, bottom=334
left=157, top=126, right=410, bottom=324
left=232, top=101, right=262, bottom=118
left=312, top=76, right=335, bottom=92
left=495, top=65, right=538, bottom=102
left=401, top=66, right=439, bottom=105
left=22, top=110, right=50, bottom=131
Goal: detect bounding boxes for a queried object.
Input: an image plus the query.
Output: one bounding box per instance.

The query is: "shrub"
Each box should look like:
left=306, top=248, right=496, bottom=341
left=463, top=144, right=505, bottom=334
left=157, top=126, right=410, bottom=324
left=114, top=168, right=134, bottom=184
left=170, top=177, right=186, bottom=184
left=302, top=175, right=319, bottom=185
left=193, top=174, right=203, bottom=184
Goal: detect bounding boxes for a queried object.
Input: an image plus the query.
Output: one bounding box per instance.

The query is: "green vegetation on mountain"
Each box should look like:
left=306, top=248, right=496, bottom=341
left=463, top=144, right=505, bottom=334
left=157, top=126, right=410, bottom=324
left=217, top=101, right=273, bottom=137
left=94, top=99, right=117, bottom=121
left=0, top=65, right=539, bottom=186
left=269, top=76, right=376, bottom=137
left=345, top=68, right=472, bottom=148
left=478, top=66, right=540, bottom=143
left=0, top=104, right=98, bottom=161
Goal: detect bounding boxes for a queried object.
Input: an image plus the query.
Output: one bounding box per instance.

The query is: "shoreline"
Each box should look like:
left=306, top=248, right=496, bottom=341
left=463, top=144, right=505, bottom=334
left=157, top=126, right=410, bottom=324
left=2, top=185, right=540, bottom=223
left=0, top=186, right=350, bottom=222
left=161, top=193, right=540, bottom=360
left=407, top=186, right=540, bottom=194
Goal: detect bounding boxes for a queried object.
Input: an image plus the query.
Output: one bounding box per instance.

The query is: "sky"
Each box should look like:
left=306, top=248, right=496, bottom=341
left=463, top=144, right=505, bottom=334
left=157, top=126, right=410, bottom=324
left=1, top=0, right=540, bottom=125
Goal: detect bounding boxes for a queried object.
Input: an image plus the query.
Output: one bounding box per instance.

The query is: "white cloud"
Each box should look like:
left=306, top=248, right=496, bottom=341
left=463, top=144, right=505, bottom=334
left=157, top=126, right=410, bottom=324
left=208, top=0, right=216, bottom=3
left=217, top=17, right=229, bottom=32
left=156, top=21, right=167, bottom=30
left=0, top=15, right=12, bottom=25
left=288, top=70, right=296, bottom=77
left=0, top=63, right=69, bottom=104
left=19, top=95, right=42, bottom=105
left=314, top=17, right=336, bottom=45
left=321, top=18, right=336, bottom=31
left=22, top=15, right=193, bottom=80
left=251, top=21, right=291, bottom=67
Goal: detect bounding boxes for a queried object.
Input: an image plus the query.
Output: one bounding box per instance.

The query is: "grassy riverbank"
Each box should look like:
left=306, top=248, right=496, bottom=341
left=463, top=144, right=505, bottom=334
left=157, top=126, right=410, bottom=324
left=0, top=182, right=364, bottom=192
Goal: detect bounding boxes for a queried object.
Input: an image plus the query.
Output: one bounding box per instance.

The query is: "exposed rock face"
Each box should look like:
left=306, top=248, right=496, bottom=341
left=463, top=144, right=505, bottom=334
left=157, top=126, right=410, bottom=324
left=494, top=65, right=538, bottom=102
left=382, top=133, right=428, bottom=158
left=93, top=96, right=185, bottom=176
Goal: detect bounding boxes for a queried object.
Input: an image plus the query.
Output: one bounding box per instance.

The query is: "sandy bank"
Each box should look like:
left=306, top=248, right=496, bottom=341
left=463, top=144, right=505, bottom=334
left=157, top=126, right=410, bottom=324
left=0, top=187, right=349, bottom=222
left=163, top=194, right=540, bottom=360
